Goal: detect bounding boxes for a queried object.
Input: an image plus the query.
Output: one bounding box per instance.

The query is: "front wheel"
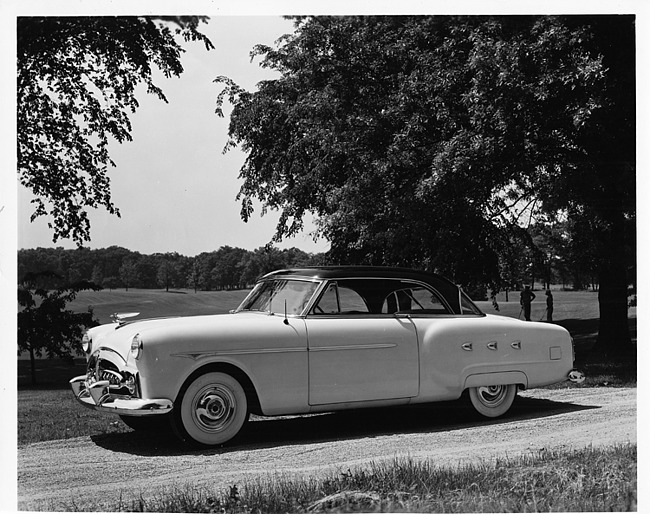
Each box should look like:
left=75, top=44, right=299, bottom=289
left=468, top=384, right=517, bottom=418
left=173, top=372, right=249, bottom=446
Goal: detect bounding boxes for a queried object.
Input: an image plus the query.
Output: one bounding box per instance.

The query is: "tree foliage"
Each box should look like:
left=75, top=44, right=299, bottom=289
left=17, top=16, right=214, bottom=244
left=218, top=15, right=635, bottom=353
left=18, top=272, right=101, bottom=384
left=218, top=17, right=602, bottom=275
left=18, top=245, right=324, bottom=292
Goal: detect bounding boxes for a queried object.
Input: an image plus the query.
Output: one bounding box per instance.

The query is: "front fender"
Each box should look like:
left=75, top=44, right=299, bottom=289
left=132, top=314, right=310, bottom=416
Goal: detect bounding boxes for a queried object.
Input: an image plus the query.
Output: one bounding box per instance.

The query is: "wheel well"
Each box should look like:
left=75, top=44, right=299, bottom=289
left=463, top=371, right=528, bottom=391
left=177, top=362, right=263, bottom=415
left=463, top=383, right=526, bottom=394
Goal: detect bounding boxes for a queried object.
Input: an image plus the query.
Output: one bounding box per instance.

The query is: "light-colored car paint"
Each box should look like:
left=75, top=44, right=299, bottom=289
left=78, top=309, right=573, bottom=415
left=71, top=267, right=580, bottom=446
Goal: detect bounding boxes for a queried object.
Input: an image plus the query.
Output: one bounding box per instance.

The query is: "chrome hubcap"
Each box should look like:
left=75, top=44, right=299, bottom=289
left=192, top=385, right=236, bottom=433
left=476, top=385, right=507, bottom=406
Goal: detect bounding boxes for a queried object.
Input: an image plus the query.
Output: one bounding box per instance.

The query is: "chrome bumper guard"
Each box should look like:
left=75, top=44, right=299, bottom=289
left=568, top=370, right=586, bottom=384
left=70, top=375, right=173, bottom=416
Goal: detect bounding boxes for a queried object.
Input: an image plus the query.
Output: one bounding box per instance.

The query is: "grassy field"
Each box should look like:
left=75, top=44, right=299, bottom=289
left=66, top=287, right=622, bottom=326
left=18, top=287, right=636, bottom=444
left=18, top=288, right=637, bottom=511
left=67, top=288, right=251, bottom=325
left=59, top=445, right=636, bottom=512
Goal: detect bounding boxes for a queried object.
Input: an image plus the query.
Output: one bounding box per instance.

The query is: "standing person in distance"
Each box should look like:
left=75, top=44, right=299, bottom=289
left=520, top=285, right=536, bottom=321
left=545, top=290, right=554, bottom=322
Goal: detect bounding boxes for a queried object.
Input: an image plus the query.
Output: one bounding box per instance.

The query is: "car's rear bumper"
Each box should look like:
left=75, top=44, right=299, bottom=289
left=70, top=375, right=173, bottom=416
left=567, top=370, right=586, bottom=384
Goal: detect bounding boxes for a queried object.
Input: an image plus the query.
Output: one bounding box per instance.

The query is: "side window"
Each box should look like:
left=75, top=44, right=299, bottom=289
left=460, top=292, right=482, bottom=315
left=314, top=283, right=339, bottom=314
left=312, top=283, right=369, bottom=314
left=382, top=284, right=449, bottom=314
left=410, top=287, right=448, bottom=313
left=338, top=286, right=369, bottom=313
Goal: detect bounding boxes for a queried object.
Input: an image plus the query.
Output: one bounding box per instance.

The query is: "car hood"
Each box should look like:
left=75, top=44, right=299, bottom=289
left=86, top=312, right=293, bottom=362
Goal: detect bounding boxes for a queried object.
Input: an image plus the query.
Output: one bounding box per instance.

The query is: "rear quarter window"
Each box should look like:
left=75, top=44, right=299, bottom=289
left=382, top=285, right=450, bottom=314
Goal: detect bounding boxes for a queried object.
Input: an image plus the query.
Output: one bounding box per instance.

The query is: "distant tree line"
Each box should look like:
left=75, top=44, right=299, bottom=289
left=18, top=217, right=631, bottom=297
left=18, top=246, right=329, bottom=292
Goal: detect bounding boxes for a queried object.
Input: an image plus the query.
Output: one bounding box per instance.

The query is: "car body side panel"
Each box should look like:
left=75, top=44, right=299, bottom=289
left=411, top=314, right=574, bottom=402
left=305, top=316, right=419, bottom=404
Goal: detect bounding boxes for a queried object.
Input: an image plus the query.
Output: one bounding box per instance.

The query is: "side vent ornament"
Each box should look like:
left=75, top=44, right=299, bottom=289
left=487, top=341, right=498, bottom=351
left=461, top=342, right=473, bottom=351
left=511, top=341, right=522, bottom=350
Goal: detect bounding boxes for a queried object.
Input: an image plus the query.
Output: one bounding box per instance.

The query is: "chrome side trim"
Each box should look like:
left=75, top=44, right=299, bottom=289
left=309, top=343, right=397, bottom=352
left=171, top=347, right=308, bottom=360
left=461, top=342, right=473, bottom=351
left=487, top=341, right=498, bottom=351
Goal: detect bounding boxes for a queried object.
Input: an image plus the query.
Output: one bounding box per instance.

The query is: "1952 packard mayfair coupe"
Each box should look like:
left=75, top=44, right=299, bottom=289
left=71, top=266, right=584, bottom=446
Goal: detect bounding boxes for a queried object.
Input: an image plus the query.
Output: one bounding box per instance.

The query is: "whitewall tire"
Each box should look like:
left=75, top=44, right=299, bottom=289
left=468, top=384, right=517, bottom=418
left=175, top=372, right=249, bottom=446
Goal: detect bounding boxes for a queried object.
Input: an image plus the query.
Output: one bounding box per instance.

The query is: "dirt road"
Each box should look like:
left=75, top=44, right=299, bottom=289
left=18, top=387, right=636, bottom=511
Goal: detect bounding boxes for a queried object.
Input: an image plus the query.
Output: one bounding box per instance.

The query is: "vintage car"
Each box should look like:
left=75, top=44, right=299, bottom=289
left=70, top=266, right=584, bottom=446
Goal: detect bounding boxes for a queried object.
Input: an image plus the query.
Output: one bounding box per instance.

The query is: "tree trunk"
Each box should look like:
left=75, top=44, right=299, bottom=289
left=594, top=209, right=633, bottom=357
left=595, top=264, right=631, bottom=356
left=29, top=345, right=37, bottom=385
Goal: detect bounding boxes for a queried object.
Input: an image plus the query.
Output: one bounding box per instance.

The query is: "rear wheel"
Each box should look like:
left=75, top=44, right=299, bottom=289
left=468, top=384, right=517, bottom=418
left=173, top=372, right=249, bottom=446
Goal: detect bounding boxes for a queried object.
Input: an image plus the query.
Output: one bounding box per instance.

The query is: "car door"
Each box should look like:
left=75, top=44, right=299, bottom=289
left=305, top=280, right=419, bottom=405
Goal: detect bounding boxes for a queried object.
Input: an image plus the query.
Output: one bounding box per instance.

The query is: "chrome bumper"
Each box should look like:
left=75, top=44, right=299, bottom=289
left=568, top=370, right=586, bottom=384
left=70, top=375, right=173, bottom=416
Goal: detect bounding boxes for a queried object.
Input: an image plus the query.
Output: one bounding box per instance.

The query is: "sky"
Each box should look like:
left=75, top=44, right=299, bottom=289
left=15, top=15, right=330, bottom=256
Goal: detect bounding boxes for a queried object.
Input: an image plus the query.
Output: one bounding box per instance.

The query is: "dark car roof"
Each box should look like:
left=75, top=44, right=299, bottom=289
left=262, top=266, right=475, bottom=315
left=263, top=266, right=454, bottom=286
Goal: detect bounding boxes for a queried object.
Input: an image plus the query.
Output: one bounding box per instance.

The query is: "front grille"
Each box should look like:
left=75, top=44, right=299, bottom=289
left=99, top=369, right=123, bottom=385
left=86, top=353, right=138, bottom=396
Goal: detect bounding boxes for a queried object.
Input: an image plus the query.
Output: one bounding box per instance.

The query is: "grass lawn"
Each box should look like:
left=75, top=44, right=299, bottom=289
left=66, top=287, right=251, bottom=325
left=65, top=445, right=635, bottom=513
left=17, top=288, right=637, bottom=512
left=18, top=287, right=636, bottom=446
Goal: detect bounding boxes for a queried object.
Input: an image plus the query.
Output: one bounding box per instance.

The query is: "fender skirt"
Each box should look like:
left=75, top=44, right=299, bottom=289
left=464, top=371, right=528, bottom=390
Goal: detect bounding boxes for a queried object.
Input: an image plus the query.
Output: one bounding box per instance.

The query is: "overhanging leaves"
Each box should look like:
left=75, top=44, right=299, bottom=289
left=18, top=16, right=214, bottom=244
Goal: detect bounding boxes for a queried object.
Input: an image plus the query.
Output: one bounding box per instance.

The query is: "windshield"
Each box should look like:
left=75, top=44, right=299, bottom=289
left=236, top=279, right=321, bottom=316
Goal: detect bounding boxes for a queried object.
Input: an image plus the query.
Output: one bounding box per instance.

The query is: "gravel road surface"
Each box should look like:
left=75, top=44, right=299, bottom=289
left=18, top=387, right=636, bottom=511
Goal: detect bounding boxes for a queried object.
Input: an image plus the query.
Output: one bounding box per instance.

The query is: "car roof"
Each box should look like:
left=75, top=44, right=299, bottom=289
left=258, top=266, right=483, bottom=316
left=263, top=265, right=449, bottom=283
left=268, top=264, right=459, bottom=292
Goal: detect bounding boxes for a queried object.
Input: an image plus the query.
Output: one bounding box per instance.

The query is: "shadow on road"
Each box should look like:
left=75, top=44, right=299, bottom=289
left=90, top=394, right=597, bottom=457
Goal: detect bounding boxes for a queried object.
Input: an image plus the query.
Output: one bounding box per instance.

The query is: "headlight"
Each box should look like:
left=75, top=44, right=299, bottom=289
left=131, top=334, right=143, bottom=359
left=82, top=332, right=91, bottom=354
